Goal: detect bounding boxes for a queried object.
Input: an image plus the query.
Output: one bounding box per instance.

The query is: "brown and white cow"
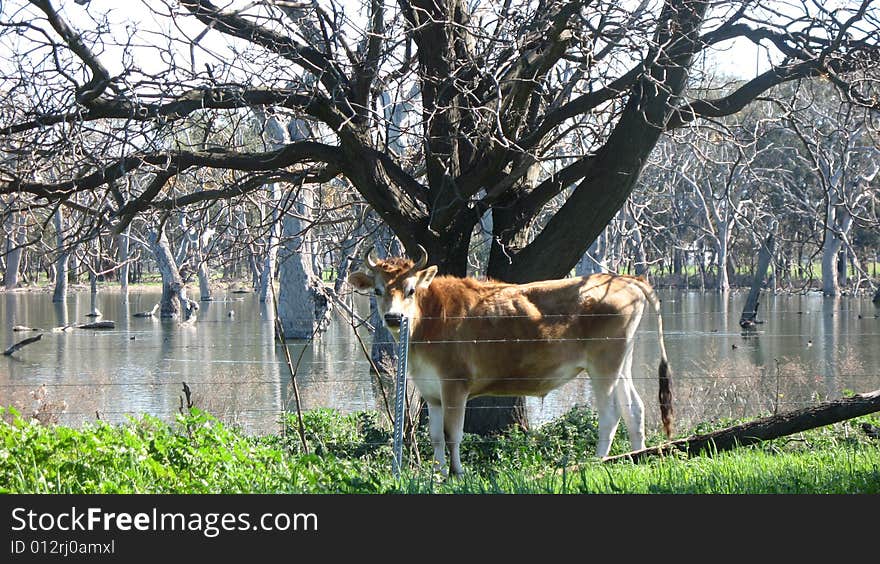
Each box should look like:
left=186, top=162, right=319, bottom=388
left=348, top=246, right=673, bottom=475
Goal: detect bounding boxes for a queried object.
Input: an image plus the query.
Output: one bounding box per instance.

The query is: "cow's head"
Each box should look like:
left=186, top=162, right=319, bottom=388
left=347, top=245, right=438, bottom=336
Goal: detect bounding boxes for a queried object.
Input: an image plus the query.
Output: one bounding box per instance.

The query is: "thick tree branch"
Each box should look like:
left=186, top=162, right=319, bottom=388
left=3, top=142, right=344, bottom=200
left=0, top=87, right=344, bottom=136
left=667, top=46, right=880, bottom=129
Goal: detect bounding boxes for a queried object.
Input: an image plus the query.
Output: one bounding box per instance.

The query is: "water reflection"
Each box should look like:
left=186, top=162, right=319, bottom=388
left=1, top=287, right=878, bottom=435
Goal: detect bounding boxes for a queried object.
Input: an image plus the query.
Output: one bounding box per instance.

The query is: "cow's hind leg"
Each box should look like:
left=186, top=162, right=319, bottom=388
left=427, top=401, right=447, bottom=476
left=588, top=368, right=620, bottom=459
left=615, top=345, right=645, bottom=452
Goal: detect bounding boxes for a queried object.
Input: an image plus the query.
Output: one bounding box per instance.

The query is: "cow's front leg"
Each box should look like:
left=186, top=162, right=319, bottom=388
left=426, top=401, right=447, bottom=476
left=441, top=385, right=468, bottom=477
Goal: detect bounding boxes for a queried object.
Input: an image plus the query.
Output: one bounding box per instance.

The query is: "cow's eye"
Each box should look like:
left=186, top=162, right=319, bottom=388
left=405, top=287, right=415, bottom=298
left=374, top=287, right=383, bottom=296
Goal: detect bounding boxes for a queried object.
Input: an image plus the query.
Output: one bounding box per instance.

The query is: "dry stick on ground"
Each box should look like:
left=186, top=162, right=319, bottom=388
left=271, top=291, right=309, bottom=455
left=3, top=333, right=43, bottom=356
left=603, top=389, right=880, bottom=463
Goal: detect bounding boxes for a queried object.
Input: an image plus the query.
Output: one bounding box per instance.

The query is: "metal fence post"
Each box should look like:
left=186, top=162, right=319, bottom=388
left=392, top=316, right=410, bottom=478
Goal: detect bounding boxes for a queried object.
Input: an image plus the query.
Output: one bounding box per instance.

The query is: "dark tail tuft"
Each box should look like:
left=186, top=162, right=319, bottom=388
left=659, top=359, right=673, bottom=439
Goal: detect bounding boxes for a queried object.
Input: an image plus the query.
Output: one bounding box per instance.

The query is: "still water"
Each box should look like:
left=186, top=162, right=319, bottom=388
left=1, top=287, right=878, bottom=435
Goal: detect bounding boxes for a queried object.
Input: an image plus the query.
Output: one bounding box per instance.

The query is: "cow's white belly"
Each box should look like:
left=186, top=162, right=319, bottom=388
left=408, top=355, right=587, bottom=401
left=408, top=359, right=444, bottom=403
left=517, top=362, right=586, bottom=397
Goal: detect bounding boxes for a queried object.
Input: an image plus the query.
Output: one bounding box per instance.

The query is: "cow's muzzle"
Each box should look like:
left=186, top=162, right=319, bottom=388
left=384, top=313, right=403, bottom=328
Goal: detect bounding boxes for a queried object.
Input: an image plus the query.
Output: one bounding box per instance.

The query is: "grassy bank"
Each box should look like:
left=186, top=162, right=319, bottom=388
left=1, top=406, right=878, bottom=494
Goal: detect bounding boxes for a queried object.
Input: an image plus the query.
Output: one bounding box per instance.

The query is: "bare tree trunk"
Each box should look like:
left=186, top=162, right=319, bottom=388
left=148, top=228, right=195, bottom=319
left=716, top=228, right=730, bottom=292
left=88, top=270, right=100, bottom=317
left=575, top=234, right=606, bottom=276
left=837, top=246, right=847, bottom=290
left=117, top=226, right=130, bottom=298
left=197, top=228, right=214, bottom=301
left=252, top=107, right=284, bottom=303
left=673, top=247, right=683, bottom=278
left=741, top=230, right=776, bottom=328
left=277, top=195, right=323, bottom=338
left=67, top=250, right=78, bottom=285
left=821, top=169, right=852, bottom=296
left=822, top=234, right=843, bottom=296
left=246, top=244, right=261, bottom=290
left=4, top=212, right=24, bottom=289
left=260, top=184, right=281, bottom=303
left=631, top=226, right=648, bottom=277
left=52, top=207, right=68, bottom=302
left=271, top=116, right=327, bottom=338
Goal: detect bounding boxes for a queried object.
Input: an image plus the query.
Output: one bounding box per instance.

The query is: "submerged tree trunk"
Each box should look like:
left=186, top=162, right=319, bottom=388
left=196, top=227, right=214, bottom=301
left=117, top=227, right=130, bottom=298
left=52, top=207, right=69, bottom=303
left=253, top=108, right=284, bottom=303
left=277, top=177, right=330, bottom=337
left=821, top=168, right=853, bottom=296
left=88, top=270, right=100, bottom=317
left=148, top=229, right=196, bottom=319
left=740, top=230, right=776, bottom=328
left=260, top=184, right=282, bottom=303
left=272, top=115, right=328, bottom=338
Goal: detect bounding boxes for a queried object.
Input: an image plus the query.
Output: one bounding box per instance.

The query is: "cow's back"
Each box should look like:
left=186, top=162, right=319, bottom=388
left=408, top=273, right=650, bottom=398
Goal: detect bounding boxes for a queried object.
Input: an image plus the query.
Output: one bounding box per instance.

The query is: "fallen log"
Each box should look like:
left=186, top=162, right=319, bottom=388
left=77, top=320, right=115, bottom=330
left=3, top=333, right=43, bottom=356
left=133, top=304, right=159, bottom=318
left=604, top=389, right=880, bottom=463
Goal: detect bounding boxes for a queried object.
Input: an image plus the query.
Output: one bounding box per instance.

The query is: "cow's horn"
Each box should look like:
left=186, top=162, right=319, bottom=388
left=412, top=244, right=428, bottom=271
left=363, top=246, right=380, bottom=270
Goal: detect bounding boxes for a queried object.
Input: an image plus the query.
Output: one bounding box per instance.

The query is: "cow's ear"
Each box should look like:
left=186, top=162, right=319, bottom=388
left=416, top=266, right=438, bottom=288
left=348, top=271, right=375, bottom=292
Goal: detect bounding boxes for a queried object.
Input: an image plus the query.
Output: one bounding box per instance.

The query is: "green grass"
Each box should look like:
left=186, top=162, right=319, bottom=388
left=1, top=406, right=878, bottom=494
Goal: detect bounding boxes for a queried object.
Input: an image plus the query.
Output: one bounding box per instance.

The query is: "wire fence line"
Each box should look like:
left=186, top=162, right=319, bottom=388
left=2, top=372, right=879, bottom=389
left=5, top=330, right=879, bottom=351
left=345, top=310, right=880, bottom=320
left=4, top=321, right=879, bottom=455
left=33, top=394, right=876, bottom=418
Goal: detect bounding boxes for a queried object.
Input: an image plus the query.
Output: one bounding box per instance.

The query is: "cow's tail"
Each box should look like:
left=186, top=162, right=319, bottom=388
left=636, top=277, right=673, bottom=439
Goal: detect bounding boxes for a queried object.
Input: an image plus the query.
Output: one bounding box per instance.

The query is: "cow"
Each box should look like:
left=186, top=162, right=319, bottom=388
left=348, top=246, right=673, bottom=476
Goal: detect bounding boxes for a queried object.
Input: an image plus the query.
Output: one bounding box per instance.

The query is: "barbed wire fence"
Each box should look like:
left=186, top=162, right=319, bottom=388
left=2, top=299, right=880, bottom=474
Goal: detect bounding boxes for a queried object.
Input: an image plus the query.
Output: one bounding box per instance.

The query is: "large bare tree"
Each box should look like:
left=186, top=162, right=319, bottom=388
left=2, top=0, right=878, bottom=430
